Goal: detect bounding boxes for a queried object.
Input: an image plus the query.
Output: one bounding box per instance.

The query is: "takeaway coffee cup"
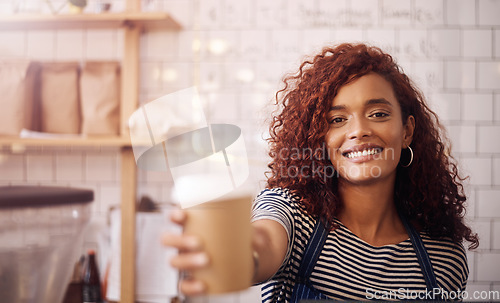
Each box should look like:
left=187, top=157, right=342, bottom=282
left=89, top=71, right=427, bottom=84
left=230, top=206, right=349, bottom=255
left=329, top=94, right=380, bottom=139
left=128, top=88, right=251, bottom=293
left=183, top=191, right=253, bottom=294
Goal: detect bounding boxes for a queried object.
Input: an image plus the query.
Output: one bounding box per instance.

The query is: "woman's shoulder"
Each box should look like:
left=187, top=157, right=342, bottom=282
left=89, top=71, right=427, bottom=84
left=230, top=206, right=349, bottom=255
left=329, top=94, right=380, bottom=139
left=421, top=234, right=469, bottom=288
left=255, top=187, right=303, bottom=208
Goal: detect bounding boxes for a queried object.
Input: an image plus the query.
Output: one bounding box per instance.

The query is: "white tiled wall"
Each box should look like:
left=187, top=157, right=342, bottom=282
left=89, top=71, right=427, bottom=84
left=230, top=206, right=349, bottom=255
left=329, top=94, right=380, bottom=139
left=1, top=0, right=499, bottom=301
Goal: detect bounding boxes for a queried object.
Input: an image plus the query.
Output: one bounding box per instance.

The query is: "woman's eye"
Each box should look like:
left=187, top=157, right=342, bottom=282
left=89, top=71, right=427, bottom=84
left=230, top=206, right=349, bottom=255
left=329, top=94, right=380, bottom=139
left=329, top=117, right=346, bottom=124
left=371, top=112, right=389, bottom=118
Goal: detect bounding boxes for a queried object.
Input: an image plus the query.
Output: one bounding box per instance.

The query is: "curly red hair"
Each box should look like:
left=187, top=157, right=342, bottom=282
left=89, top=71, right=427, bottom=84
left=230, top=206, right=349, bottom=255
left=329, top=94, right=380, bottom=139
left=266, top=43, right=478, bottom=249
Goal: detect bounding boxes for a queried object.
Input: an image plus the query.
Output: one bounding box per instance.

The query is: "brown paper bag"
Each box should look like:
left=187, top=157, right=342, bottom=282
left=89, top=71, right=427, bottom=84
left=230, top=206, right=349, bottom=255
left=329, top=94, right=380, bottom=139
left=40, top=62, right=81, bottom=134
left=0, top=60, right=40, bottom=135
left=80, top=62, right=120, bottom=136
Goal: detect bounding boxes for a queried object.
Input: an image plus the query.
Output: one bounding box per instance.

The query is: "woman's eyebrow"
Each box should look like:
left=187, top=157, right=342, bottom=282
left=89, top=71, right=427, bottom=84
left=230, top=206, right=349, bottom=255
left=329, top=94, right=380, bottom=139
left=329, top=98, right=393, bottom=112
left=365, top=98, right=393, bottom=107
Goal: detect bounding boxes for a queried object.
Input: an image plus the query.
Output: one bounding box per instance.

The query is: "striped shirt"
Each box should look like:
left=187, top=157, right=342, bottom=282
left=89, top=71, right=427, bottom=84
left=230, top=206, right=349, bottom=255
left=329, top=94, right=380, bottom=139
left=251, top=188, right=469, bottom=302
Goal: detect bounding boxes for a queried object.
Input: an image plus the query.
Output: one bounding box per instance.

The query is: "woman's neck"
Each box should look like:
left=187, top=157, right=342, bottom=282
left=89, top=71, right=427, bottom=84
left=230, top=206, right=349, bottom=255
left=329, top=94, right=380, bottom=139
left=337, top=177, right=407, bottom=246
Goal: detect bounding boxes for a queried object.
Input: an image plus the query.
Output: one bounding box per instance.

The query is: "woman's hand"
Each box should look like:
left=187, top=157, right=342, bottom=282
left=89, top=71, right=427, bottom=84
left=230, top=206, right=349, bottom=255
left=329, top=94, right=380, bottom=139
left=161, top=209, right=209, bottom=296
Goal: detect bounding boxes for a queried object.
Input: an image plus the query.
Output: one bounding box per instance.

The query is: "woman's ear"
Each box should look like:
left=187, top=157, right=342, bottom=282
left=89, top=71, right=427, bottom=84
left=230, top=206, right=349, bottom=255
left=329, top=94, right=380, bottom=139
left=403, top=115, right=415, bottom=147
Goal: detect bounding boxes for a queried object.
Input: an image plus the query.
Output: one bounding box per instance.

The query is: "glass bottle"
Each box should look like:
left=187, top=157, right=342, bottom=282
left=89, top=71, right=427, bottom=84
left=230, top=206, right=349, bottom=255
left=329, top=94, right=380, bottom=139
left=82, top=249, right=102, bottom=303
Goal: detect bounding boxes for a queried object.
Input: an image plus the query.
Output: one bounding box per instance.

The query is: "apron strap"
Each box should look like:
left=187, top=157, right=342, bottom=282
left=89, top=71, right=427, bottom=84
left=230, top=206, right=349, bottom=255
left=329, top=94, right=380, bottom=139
left=295, top=215, right=440, bottom=298
left=399, top=214, right=440, bottom=291
left=295, top=219, right=328, bottom=284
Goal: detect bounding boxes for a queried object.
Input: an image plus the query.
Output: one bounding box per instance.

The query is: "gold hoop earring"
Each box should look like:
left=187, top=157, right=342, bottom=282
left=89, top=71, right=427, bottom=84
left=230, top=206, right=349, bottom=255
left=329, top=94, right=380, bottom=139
left=401, top=146, right=413, bottom=168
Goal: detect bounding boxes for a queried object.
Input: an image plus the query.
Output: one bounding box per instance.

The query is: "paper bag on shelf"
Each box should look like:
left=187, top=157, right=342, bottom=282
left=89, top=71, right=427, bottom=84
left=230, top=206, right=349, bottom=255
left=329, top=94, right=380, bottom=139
left=0, top=60, right=40, bottom=135
left=106, top=208, right=180, bottom=303
left=40, top=62, right=81, bottom=134
left=80, top=62, right=120, bottom=136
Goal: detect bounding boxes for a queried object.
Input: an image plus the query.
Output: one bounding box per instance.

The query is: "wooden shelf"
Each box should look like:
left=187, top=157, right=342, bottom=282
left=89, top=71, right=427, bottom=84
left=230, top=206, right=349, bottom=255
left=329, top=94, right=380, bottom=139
left=0, top=12, right=181, bottom=30
left=0, top=136, right=132, bottom=147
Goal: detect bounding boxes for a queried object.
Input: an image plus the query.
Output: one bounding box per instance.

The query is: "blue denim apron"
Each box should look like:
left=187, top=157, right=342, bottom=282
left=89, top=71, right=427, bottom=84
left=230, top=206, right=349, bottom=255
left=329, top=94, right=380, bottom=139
left=290, top=215, right=441, bottom=302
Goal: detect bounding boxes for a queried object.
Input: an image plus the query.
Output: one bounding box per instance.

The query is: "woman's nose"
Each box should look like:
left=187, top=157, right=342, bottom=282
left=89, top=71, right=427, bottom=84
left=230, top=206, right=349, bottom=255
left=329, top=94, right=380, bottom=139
left=347, top=117, right=372, bottom=139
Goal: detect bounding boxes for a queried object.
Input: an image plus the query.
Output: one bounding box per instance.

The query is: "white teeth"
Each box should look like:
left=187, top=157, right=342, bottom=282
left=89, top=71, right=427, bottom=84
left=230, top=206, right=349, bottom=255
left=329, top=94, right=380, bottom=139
left=345, top=148, right=381, bottom=159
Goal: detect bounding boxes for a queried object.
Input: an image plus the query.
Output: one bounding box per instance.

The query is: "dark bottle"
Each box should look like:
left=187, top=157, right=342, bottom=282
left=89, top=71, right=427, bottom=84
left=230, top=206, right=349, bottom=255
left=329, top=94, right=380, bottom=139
left=62, top=255, right=84, bottom=303
left=82, top=249, right=103, bottom=303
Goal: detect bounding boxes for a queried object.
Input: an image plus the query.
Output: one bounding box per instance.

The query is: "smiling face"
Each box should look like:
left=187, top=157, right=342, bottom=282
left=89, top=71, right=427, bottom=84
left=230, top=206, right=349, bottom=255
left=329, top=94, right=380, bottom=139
left=325, top=73, right=415, bottom=185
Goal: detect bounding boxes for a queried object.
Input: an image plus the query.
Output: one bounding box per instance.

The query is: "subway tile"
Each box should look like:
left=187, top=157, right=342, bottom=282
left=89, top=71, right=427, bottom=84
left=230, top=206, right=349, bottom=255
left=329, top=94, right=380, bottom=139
left=99, top=184, right=121, bottom=214
left=412, top=61, right=444, bottom=90
left=269, top=30, right=302, bottom=60
left=86, top=30, right=118, bottom=60
left=365, top=29, right=397, bottom=54
left=206, top=30, right=239, bottom=59
left=446, top=0, right=476, bottom=25
left=463, top=29, right=493, bottom=58
left=198, top=0, right=223, bottom=29
left=462, top=93, right=493, bottom=121
left=462, top=157, right=492, bottom=185
left=349, top=0, right=379, bottom=26
left=143, top=30, right=178, bottom=60
left=464, top=186, right=476, bottom=218
left=140, top=61, right=163, bottom=91
left=255, top=60, right=285, bottom=89
left=429, top=29, right=460, bottom=58
left=399, top=30, right=428, bottom=58
left=161, top=61, right=193, bottom=89
left=0, top=153, right=24, bottom=182
left=316, top=0, right=349, bottom=26
left=495, top=157, right=500, bottom=185
left=492, top=285, right=500, bottom=301
left=332, top=28, right=364, bottom=44
left=223, top=0, right=253, bottom=29
left=26, top=154, right=54, bottom=182
left=471, top=220, right=491, bottom=250
left=414, top=0, right=444, bottom=25
left=286, top=1, right=319, bottom=28
left=478, top=61, right=500, bottom=90
left=478, top=126, right=500, bottom=153
left=476, top=252, right=500, bottom=281
left=301, top=29, right=335, bottom=55
left=493, top=221, right=500, bottom=249
left=177, top=30, right=200, bottom=60
left=495, top=30, right=500, bottom=58
left=429, top=93, right=461, bottom=121
left=239, top=93, right=270, bottom=123
left=255, top=0, right=287, bottom=29
left=55, top=152, right=84, bottom=182
left=465, top=283, right=492, bottom=296
left=478, top=0, right=500, bottom=26
left=0, top=32, right=26, bottom=58
left=477, top=189, right=500, bottom=218
left=85, top=153, right=118, bottom=182
left=239, top=30, right=269, bottom=59
left=206, top=92, right=240, bottom=123
left=224, top=62, right=256, bottom=89
left=27, top=30, right=56, bottom=60
left=198, top=62, right=224, bottom=92
left=56, top=30, right=84, bottom=60
left=447, top=125, right=476, bottom=154
left=381, top=0, right=412, bottom=26
left=445, top=61, right=476, bottom=89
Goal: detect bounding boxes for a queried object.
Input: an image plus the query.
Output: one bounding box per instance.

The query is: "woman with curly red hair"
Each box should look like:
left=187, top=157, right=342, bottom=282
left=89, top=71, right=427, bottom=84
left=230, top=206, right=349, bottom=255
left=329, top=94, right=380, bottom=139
left=163, top=43, right=478, bottom=301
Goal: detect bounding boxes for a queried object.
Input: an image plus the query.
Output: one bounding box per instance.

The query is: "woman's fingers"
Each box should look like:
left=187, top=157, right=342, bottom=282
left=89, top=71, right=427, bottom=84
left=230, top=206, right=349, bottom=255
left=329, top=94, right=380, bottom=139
left=170, top=251, right=210, bottom=271
left=179, top=278, right=207, bottom=295
left=162, top=233, right=203, bottom=251
left=170, top=209, right=187, bottom=225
